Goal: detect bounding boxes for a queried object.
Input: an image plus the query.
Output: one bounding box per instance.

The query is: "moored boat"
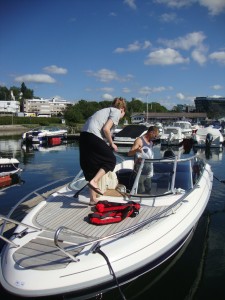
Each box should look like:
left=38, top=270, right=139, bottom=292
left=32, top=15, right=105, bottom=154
left=192, top=126, right=224, bottom=148
left=173, top=121, right=193, bottom=138
left=113, top=124, right=148, bottom=146
left=22, top=126, right=67, bottom=145
left=0, top=157, right=22, bottom=177
left=0, top=153, right=213, bottom=299
left=160, top=126, right=184, bottom=146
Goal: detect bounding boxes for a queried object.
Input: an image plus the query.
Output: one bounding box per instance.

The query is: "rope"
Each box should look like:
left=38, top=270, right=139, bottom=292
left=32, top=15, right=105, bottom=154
left=94, top=247, right=127, bottom=300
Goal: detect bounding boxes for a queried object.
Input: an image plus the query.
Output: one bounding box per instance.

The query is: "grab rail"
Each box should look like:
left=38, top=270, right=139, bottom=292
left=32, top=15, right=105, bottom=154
left=53, top=186, right=194, bottom=259
left=0, top=176, right=74, bottom=246
left=0, top=215, right=41, bottom=247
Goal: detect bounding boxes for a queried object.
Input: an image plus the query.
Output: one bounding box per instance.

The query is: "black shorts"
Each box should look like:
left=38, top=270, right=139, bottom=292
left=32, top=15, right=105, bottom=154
left=79, top=132, right=116, bottom=181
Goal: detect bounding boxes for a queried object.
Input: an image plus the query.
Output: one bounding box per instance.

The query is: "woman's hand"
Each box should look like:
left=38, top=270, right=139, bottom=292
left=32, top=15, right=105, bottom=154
left=111, top=142, right=118, bottom=152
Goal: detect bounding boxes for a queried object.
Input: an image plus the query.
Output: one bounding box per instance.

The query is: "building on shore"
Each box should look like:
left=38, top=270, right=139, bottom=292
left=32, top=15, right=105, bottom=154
left=22, top=98, right=72, bottom=117
left=195, top=96, right=225, bottom=119
left=0, top=100, right=20, bottom=115
left=131, top=112, right=207, bottom=125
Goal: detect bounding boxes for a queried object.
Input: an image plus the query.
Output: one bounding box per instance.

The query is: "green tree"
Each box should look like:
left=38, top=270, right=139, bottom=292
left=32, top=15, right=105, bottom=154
left=20, top=82, right=34, bottom=99
left=64, top=106, right=84, bottom=123
left=149, top=102, right=167, bottom=112
left=127, top=98, right=146, bottom=116
left=0, top=86, right=9, bottom=100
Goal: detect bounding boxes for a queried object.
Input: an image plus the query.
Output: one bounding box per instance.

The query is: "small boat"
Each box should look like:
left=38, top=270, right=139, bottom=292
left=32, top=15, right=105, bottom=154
left=173, top=121, right=193, bottom=138
left=160, top=126, right=184, bottom=146
left=22, top=126, right=68, bottom=145
left=192, top=127, right=224, bottom=148
left=0, top=157, right=22, bottom=177
left=113, top=124, right=148, bottom=146
left=0, top=152, right=213, bottom=299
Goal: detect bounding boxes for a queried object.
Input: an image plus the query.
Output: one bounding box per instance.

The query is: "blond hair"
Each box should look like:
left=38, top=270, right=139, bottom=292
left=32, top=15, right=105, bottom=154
left=112, top=97, right=127, bottom=112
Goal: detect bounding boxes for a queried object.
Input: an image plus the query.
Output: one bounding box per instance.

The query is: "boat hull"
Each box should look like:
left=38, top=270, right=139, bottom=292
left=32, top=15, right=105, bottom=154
left=0, top=157, right=213, bottom=298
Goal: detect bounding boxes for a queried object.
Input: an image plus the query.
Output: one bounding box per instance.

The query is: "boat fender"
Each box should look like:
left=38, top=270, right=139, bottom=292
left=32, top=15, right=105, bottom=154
left=95, top=200, right=140, bottom=213
left=88, top=202, right=140, bottom=225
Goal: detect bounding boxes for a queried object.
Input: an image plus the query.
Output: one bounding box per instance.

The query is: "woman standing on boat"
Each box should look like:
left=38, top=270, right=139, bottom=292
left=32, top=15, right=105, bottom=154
left=79, top=97, right=126, bottom=205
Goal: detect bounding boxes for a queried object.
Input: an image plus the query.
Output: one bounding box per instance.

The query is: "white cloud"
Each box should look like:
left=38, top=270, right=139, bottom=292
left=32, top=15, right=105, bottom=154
left=198, top=0, right=225, bottom=16
left=155, top=0, right=225, bottom=15
left=114, top=40, right=151, bottom=53
left=98, top=87, right=114, bottom=93
left=101, top=93, right=114, bottom=101
left=209, top=51, right=225, bottom=64
left=122, top=87, right=132, bottom=93
left=86, top=69, right=119, bottom=82
left=43, top=65, right=68, bottom=74
left=85, top=68, right=133, bottom=83
left=144, top=48, right=189, bottom=65
left=176, top=92, right=185, bottom=100
left=154, top=0, right=194, bottom=9
left=158, top=32, right=206, bottom=51
left=191, top=48, right=207, bottom=65
left=139, top=85, right=172, bottom=95
left=15, top=74, right=56, bottom=83
left=159, top=12, right=177, bottom=23
left=211, top=84, right=223, bottom=90
left=124, top=0, right=137, bottom=10
left=158, top=32, right=208, bottom=65
left=109, top=12, right=117, bottom=17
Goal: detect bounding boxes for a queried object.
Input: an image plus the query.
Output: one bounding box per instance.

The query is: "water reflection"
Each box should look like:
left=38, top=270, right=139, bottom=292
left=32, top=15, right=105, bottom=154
left=21, top=143, right=68, bottom=153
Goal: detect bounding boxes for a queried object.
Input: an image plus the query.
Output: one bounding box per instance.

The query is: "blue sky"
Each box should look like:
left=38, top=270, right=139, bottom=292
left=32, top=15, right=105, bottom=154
left=1, top=0, right=225, bottom=109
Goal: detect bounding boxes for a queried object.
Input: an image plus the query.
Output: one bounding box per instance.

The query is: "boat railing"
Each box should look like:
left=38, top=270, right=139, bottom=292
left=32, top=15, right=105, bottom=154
left=0, top=215, right=42, bottom=247
left=130, top=155, right=192, bottom=195
left=0, top=175, right=74, bottom=247
left=53, top=184, right=195, bottom=260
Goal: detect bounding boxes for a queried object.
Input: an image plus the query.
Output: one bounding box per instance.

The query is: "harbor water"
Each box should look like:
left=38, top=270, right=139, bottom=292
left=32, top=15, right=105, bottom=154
left=1, top=135, right=225, bottom=300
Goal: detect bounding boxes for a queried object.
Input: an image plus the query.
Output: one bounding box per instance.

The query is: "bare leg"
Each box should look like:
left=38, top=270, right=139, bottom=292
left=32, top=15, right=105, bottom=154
left=89, top=168, right=106, bottom=202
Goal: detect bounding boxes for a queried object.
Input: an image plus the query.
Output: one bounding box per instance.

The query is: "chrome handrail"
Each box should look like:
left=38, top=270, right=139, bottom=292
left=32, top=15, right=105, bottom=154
left=0, top=176, right=74, bottom=237
left=53, top=187, right=194, bottom=258
left=0, top=215, right=42, bottom=247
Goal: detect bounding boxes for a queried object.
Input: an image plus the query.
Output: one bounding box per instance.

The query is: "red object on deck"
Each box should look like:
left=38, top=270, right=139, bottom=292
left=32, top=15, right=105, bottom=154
left=48, top=137, right=61, bottom=146
left=0, top=175, right=12, bottom=188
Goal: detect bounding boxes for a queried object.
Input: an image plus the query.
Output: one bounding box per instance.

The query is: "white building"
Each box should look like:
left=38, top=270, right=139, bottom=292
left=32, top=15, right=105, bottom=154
left=23, top=98, right=72, bottom=117
left=0, top=100, right=20, bottom=114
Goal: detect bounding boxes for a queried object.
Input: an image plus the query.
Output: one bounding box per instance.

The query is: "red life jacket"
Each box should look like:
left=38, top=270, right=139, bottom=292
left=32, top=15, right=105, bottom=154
left=88, top=201, right=140, bottom=225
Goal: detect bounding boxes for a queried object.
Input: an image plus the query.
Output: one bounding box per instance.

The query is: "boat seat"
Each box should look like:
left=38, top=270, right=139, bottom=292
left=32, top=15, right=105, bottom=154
left=97, top=171, right=118, bottom=196
left=116, top=169, right=136, bottom=192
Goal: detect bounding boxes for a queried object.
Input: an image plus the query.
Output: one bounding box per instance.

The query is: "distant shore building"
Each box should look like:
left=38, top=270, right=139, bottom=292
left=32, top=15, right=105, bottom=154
left=23, top=98, right=72, bottom=117
left=195, top=96, right=225, bottom=118
left=131, top=112, right=207, bottom=125
left=0, top=100, right=20, bottom=114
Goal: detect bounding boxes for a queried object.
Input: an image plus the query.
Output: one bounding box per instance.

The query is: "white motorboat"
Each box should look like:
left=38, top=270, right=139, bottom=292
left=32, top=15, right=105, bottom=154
left=113, top=124, right=148, bottom=146
left=0, top=157, right=22, bottom=177
left=192, top=127, right=224, bottom=148
left=0, top=152, right=213, bottom=299
left=160, top=126, right=184, bottom=146
left=173, top=121, right=193, bottom=138
left=22, top=126, right=67, bottom=145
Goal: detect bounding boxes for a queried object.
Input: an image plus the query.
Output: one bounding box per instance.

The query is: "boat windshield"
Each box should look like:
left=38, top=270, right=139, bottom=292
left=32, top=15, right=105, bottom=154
left=164, top=128, right=179, bottom=135
left=131, top=157, right=196, bottom=196
left=68, top=156, right=204, bottom=198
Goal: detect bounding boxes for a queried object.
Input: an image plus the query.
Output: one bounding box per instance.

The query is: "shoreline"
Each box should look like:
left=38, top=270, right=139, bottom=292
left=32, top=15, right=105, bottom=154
left=0, top=125, right=80, bottom=140
left=0, top=125, right=28, bottom=136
